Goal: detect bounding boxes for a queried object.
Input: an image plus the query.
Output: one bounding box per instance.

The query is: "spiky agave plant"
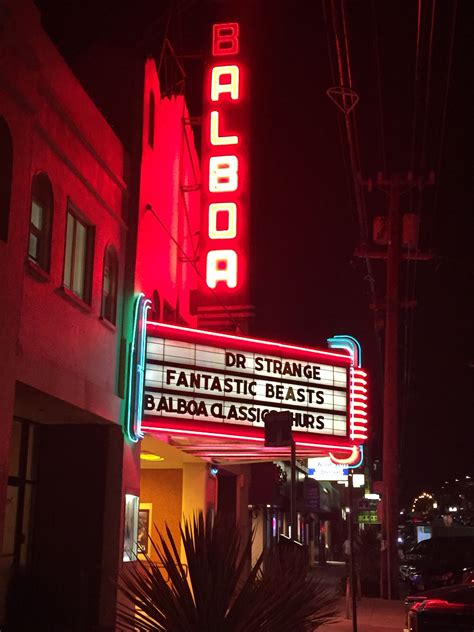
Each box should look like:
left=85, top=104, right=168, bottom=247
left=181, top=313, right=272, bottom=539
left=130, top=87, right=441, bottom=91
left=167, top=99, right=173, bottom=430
left=117, top=511, right=339, bottom=631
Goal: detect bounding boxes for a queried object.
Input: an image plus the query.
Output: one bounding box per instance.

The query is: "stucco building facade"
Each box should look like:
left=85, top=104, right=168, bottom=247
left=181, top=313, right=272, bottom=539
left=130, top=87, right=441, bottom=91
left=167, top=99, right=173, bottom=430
left=0, top=1, right=209, bottom=627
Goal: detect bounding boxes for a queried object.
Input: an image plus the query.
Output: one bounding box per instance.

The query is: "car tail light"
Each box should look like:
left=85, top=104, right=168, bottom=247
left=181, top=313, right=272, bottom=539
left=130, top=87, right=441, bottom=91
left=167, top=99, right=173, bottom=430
left=416, top=599, right=468, bottom=611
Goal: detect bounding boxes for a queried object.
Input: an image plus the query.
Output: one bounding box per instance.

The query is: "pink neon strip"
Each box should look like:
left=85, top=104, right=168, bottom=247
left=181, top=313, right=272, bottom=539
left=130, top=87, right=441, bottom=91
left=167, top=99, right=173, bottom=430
left=142, top=423, right=358, bottom=454
left=141, top=425, right=263, bottom=442
left=142, top=427, right=357, bottom=455
left=294, top=440, right=355, bottom=452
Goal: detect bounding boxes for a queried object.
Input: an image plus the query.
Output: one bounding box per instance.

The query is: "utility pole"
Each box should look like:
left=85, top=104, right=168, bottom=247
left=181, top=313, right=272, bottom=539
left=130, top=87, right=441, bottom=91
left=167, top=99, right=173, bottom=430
left=383, top=175, right=401, bottom=600
left=358, top=172, right=434, bottom=599
left=290, top=438, right=297, bottom=540
left=348, top=471, right=358, bottom=632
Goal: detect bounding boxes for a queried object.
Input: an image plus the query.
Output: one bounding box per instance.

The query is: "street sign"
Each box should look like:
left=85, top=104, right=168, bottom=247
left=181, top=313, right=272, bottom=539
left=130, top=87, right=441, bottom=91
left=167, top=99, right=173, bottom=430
left=264, top=411, right=292, bottom=447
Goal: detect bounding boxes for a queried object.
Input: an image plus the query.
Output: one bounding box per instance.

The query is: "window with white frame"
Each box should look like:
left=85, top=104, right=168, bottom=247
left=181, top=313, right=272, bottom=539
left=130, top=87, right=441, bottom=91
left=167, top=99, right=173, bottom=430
left=63, top=205, right=94, bottom=303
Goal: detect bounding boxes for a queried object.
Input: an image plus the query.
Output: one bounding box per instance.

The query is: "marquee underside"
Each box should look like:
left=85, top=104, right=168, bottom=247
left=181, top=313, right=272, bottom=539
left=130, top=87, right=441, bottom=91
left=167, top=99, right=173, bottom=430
left=141, top=419, right=358, bottom=464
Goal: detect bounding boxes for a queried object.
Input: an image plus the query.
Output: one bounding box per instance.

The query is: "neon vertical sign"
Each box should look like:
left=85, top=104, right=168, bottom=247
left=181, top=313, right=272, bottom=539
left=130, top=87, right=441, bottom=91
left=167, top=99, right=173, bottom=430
left=327, top=335, right=368, bottom=466
left=200, top=21, right=250, bottom=305
left=124, top=293, right=151, bottom=442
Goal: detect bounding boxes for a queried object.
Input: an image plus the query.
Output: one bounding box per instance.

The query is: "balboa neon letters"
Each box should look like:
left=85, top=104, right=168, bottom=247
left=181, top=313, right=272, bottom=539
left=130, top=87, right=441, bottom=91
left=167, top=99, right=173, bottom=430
left=205, top=23, right=243, bottom=290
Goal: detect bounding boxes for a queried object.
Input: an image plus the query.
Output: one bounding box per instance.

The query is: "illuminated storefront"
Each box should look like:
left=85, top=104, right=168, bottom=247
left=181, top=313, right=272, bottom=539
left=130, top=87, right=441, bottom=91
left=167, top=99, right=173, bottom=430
left=127, top=19, right=369, bottom=569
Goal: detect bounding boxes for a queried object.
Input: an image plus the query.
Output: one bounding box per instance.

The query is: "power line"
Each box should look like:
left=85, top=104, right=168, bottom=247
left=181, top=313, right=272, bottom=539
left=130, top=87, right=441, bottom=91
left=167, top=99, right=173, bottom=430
left=407, top=0, right=458, bottom=401
left=409, top=0, right=423, bottom=184
left=324, top=0, right=383, bottom=373
left=322, top=1, right=353, bottom=202
left=418, top=0, right=437, bottom=193
left=428, top=0, right=458, bottom=251
left=371, top=0, right=387, bottom=176
left=402, top=0, right=425, bottom=436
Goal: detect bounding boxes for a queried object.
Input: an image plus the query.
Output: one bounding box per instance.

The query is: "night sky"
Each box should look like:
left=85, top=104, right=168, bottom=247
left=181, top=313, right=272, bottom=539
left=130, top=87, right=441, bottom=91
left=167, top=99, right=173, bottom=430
left=34, top=0, right=473, bottom=503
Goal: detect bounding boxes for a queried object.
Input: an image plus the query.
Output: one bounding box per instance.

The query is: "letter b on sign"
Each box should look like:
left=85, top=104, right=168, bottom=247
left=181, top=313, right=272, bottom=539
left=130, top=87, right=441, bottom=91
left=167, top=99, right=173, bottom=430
left=212, top=23, right=239, bottom=56
left=209, top=156, right=238, bottom=192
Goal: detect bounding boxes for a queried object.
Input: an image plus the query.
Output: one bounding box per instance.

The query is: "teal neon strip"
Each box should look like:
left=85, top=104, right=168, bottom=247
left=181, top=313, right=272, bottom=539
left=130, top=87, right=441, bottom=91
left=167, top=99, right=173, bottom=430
left=135, top=297, right=151, bottom=440
left=327, top=335, right=362, bottom=367
left=327, top=334, right=365, bottom=469
left=124, top=293, right=144, bottom=443
left=347, top=444, right=364, bottom=469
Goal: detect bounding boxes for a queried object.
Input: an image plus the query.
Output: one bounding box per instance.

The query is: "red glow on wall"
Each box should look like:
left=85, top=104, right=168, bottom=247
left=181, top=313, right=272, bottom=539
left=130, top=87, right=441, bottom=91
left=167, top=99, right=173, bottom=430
left=200, top=22, right=250, bottom=305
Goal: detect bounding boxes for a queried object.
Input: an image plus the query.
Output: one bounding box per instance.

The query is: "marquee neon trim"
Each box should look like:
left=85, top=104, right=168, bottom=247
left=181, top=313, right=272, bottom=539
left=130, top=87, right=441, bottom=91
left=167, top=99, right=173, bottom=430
left=147, top=321, right=353, bottom=363
left=141, top=423, right=358, bottom=455
left=143, top=322, right=363, bottom=460
left=124, top=293, right=151, bottom=442
left=327, top=335, right=368, bottom=466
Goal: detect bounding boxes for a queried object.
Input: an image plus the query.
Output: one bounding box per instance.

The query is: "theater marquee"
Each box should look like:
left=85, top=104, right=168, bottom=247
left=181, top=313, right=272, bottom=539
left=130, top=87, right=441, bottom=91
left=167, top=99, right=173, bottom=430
left=142, top=323, right=368, bottom=449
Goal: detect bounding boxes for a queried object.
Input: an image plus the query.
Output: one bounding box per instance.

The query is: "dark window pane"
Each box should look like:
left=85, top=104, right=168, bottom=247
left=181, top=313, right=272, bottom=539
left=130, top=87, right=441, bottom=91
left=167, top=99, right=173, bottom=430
left=29, top=173, right=53, bottom=270
left=73, top=220, right=86, bottom=297
left=102, top=246, right=118, bottom=323
left=63, top=212, right=74, bottom=289
left=30, top=200, right=42, bottom=230
left=28, top=233, right=38, bottom=261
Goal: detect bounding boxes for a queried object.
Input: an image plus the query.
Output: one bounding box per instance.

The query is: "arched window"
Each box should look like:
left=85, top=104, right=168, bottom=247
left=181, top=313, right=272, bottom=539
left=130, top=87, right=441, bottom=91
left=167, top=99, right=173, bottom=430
left=148, top=91, right=155, bottom=148
left=0, top=117, right=13, bottom=242
left=28, top=172, right=53, bottom=271
left=101, top=245, right=118, bottom=324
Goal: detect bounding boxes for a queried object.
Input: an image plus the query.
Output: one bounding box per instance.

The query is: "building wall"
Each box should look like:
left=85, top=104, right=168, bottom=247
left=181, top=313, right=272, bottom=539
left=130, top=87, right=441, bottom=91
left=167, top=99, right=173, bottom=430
left=136, top=59, right=201, bottom=325
left=0, top=0, right=129, bottom=625
left=0, top=0, right=127, bottom=423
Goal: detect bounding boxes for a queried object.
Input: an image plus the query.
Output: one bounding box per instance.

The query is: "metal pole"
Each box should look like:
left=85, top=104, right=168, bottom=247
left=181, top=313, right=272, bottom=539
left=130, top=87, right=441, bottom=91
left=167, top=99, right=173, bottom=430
left=290, top=438, right=297, bottom=540
left=382, top=174, right=401, bottom=600
left=348, top=471, right=358, bottom=632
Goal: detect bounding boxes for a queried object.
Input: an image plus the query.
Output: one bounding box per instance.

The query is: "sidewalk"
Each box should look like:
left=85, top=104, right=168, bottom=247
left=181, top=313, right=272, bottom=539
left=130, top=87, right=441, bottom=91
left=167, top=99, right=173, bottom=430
left=317, top=597, right=406, bottom=632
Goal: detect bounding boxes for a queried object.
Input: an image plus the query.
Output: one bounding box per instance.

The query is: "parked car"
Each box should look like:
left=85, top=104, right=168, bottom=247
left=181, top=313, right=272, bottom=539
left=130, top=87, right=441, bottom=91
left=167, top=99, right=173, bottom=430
left=407, top=584, right=474, bottom=631
left=400, top=536, right=474, bottom=591
left=404, top=569, right=474, bottom=631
